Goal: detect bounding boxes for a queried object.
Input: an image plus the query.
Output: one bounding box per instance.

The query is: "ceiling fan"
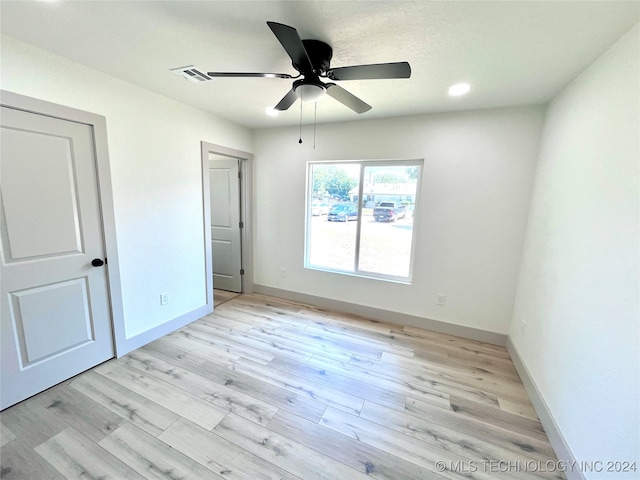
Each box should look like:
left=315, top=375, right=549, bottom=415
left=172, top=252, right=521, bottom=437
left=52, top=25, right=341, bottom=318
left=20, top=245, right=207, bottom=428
left=206, top=21, right=412, bottom=114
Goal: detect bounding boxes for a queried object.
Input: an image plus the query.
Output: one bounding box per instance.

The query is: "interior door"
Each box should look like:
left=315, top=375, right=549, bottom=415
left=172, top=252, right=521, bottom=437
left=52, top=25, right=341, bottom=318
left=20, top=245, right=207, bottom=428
left=0, top=106, right=114, bottom=410
left=209, top=155, right=242, bottom=292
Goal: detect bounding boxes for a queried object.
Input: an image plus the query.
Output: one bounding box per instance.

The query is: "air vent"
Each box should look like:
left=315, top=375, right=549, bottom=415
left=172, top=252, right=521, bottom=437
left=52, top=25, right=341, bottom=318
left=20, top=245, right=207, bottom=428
left=170, top=65, right=211, bottom=83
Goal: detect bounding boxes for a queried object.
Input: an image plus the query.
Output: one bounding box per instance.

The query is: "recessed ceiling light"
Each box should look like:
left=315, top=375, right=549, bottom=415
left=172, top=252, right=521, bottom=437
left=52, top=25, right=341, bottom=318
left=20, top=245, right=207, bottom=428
left=448, top=83, right=471, bottom=96
left=264, top=107, right=279, bottom=117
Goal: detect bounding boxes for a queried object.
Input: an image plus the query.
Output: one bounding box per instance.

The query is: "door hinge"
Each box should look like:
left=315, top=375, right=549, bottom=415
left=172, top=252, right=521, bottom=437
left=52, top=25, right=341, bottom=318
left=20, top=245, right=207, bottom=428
left=240, top=269, right=245, bottom=275
left=239, top=221, right=244, bottom=228
left=238, top=171, right=242, bottom=179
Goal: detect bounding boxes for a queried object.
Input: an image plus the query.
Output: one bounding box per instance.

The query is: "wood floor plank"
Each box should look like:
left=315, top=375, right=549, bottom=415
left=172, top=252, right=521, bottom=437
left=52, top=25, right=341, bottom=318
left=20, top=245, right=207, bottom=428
left=165, top=328, right=250, bottom=363
left=221, top=302, right=305, bottom=329
left=497, top=396, right=540, bottom=420
left=200, top=312, right=255, bottom=333
left=268, top=355, right=406, bottom=411
left=269, top=325, right=386, bottom=360
left=120, top=349, right=278, bottom=426
left=214, top=412, right=371, bottom=480
left=69, top=370, right=179, bottom=437
left=319, top=407, right=494, bottom=480
left=303, top=323, right=416, bottom=358
left=0, top=422, right=16, bottom=447
left=34, top=383, right=125, bottom=443
left=411, top=346, right=520, bottom=382
left=161, top=331, right=241, bottom=365
left=35, top=427, right=145, bottom=479
left=0, top=399, right=68, bottom=449
left=267, top=409, right=433, bottom=480
left=158, top=418, right=301, bottom=480
left=359, top=401, right=561, bottom=480
left=295, top=308, right=394, bottom=335
left=244, top=325, right=355, bottom=363
left=210, top=306, right=296, bottom=332
left=188, top=321, right=311, bottom=364
left=92, top=358, right=123, bottom=375
left=105, top=365, right=228, bottom=430
left=401, top=325, right=512, bottom=358
left=379, top=351, right=530, bottom=401
left=449, top=396, right=548, bottom=443
left=0, top=438, right=63, bottom=480
left=306, top=354, right=452, bottom=409
left=405, top=397, right=557, bottom=461
left=350, top=354, right=501, bottom=407
left=185, top=323, right=277, bottom=363
left=99, top=422, right=224, bottom=479
left=228, top=356, right=365, bottom=415
left=141, top=340, right=328, bottom=423
left=214, top=289, right=241, bottom=307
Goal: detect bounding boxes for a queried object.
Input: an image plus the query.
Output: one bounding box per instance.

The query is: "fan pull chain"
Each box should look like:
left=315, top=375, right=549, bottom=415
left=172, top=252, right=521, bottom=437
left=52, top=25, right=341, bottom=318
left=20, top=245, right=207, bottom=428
left=298, top=101, right=303, bottom=144
left=313, top=101, right=317, bottom=149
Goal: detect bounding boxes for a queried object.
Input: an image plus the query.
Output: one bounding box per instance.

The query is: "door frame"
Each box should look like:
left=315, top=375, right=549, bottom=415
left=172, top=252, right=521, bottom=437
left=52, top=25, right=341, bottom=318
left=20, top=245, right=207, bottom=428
left=0, top=90, right=123, bottom=351
left=201, top=142, right=254, bottom=295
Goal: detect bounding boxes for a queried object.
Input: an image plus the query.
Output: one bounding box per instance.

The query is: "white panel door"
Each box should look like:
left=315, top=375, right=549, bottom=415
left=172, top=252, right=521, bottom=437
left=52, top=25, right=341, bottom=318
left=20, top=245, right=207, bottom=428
left=209, top=156, right=242, bottom=292
left=0, top=106, right=114, bottom=409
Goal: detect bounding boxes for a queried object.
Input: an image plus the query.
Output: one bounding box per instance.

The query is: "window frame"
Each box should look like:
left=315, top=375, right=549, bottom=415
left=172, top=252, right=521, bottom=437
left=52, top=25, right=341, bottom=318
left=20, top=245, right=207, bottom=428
left=304, top=158, right=423, bottom=284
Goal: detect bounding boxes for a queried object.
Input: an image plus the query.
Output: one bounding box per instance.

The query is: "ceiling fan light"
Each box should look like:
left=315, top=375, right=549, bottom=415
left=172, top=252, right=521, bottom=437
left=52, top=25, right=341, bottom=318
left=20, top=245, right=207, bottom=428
left=448, top=83, right=471, bottom=96
left=294, top=83, right=326, bottom=102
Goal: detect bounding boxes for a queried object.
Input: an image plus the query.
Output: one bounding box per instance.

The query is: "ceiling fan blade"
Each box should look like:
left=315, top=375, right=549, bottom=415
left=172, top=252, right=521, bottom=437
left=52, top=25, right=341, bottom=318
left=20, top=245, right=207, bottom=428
left=267, top=21, right=314, bottom=73
left=274, top=89, right=299, bottom=111
left=207, top=72, right=294, bottom=79
left=325, top=84, right=371, bottom=114
left=326, top=62, right=411, bottom=81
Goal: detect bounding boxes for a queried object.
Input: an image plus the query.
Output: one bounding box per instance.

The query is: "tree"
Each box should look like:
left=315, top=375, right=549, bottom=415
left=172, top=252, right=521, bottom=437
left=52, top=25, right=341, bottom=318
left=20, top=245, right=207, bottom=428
left=312, top=166, right=356, bottom=201
left=406, top=166, right=419, bottom=181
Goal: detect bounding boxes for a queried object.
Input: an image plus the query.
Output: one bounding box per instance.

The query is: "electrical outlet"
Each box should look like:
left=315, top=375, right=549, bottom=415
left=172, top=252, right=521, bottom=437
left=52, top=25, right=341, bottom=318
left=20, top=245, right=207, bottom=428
left=160, top=292, right=169, bottom=306
left=281, top=268, right=287, bottom=278
left=436, top=293, right=446, bottom=306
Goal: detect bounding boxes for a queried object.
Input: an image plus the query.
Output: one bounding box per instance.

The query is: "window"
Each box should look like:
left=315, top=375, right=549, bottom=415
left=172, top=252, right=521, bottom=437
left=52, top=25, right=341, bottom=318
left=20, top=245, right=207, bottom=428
left=305, top=160, right=422, bottom=282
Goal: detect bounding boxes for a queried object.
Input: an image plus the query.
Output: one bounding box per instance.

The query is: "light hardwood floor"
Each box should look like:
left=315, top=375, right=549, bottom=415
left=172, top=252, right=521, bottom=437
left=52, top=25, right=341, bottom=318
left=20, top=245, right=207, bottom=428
left=0, top=293, right=564, bottom=480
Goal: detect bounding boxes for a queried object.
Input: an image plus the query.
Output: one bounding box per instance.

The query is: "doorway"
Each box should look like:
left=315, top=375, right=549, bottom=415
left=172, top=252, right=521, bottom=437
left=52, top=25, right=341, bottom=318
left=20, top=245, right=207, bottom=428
left=201, top=142, right=253, bottom=297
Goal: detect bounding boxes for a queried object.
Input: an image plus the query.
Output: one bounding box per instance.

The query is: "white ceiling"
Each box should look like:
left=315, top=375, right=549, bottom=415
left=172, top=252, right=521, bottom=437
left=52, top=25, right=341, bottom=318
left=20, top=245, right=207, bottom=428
left=1, top=1, right=638, bottom=129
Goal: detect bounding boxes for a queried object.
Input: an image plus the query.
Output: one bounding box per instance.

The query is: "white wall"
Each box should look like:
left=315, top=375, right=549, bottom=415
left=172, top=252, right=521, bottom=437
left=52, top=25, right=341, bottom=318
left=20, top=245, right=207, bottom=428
left=1, top=36, right=253, bottom=352
left=510, top=24, right=639, bottom=477
left=253, top=106, right=545, bottom=335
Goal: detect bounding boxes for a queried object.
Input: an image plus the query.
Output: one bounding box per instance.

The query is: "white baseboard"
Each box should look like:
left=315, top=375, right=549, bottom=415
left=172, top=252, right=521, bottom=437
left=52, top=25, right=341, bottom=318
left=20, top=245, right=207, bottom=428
left=506, top=338, right=584, bottom=480
left=114, top=303, right=213, bottom=357
left=253, top=284, right=507, bottom=346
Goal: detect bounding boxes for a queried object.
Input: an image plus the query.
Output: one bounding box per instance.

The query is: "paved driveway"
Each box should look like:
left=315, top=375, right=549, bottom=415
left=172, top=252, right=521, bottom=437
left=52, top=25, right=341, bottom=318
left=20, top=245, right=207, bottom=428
left=308, top=213, right=414, bottom=277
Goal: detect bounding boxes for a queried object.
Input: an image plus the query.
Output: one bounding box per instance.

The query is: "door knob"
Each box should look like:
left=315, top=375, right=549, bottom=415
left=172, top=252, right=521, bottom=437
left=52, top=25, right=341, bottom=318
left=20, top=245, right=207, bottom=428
left=91, top=258, right=105, bottom=267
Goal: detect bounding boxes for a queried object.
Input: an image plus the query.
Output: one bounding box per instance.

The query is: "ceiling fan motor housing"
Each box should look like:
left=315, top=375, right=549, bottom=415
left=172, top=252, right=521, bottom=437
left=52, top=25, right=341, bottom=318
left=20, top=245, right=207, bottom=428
left=299, top=39, right=333, bottom=74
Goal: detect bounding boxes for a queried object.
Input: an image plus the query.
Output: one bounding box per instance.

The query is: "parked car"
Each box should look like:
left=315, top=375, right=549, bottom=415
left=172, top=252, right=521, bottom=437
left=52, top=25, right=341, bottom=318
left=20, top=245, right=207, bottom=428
left=327, top=204, right=358, bottom=222
left=373, top=201, right=406, bottom=222
left=311, top=201, right=329, bottom=216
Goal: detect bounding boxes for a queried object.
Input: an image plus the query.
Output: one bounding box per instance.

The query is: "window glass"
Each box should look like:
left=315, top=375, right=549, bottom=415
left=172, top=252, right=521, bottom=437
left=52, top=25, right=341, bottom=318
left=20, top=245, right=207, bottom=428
left=358, top=165, right=418, bottom=278
left=307, top=163, right=359, bottom=272
left=306, top=160, right=421, bottom=282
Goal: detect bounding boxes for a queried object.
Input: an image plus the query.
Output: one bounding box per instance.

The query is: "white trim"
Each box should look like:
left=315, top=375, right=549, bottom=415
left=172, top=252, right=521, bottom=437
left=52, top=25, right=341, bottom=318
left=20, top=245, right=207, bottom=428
left=506, top=338, right=584, bottom=480
left=254, top=284, right=507, bottom=346
left=115, top=304, right=211, bottom=354
left=200, top=142, right=254, bottom=294
left=200, top=143, right=214, bottom=309
left=0, top=90, right=124, bottom=357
